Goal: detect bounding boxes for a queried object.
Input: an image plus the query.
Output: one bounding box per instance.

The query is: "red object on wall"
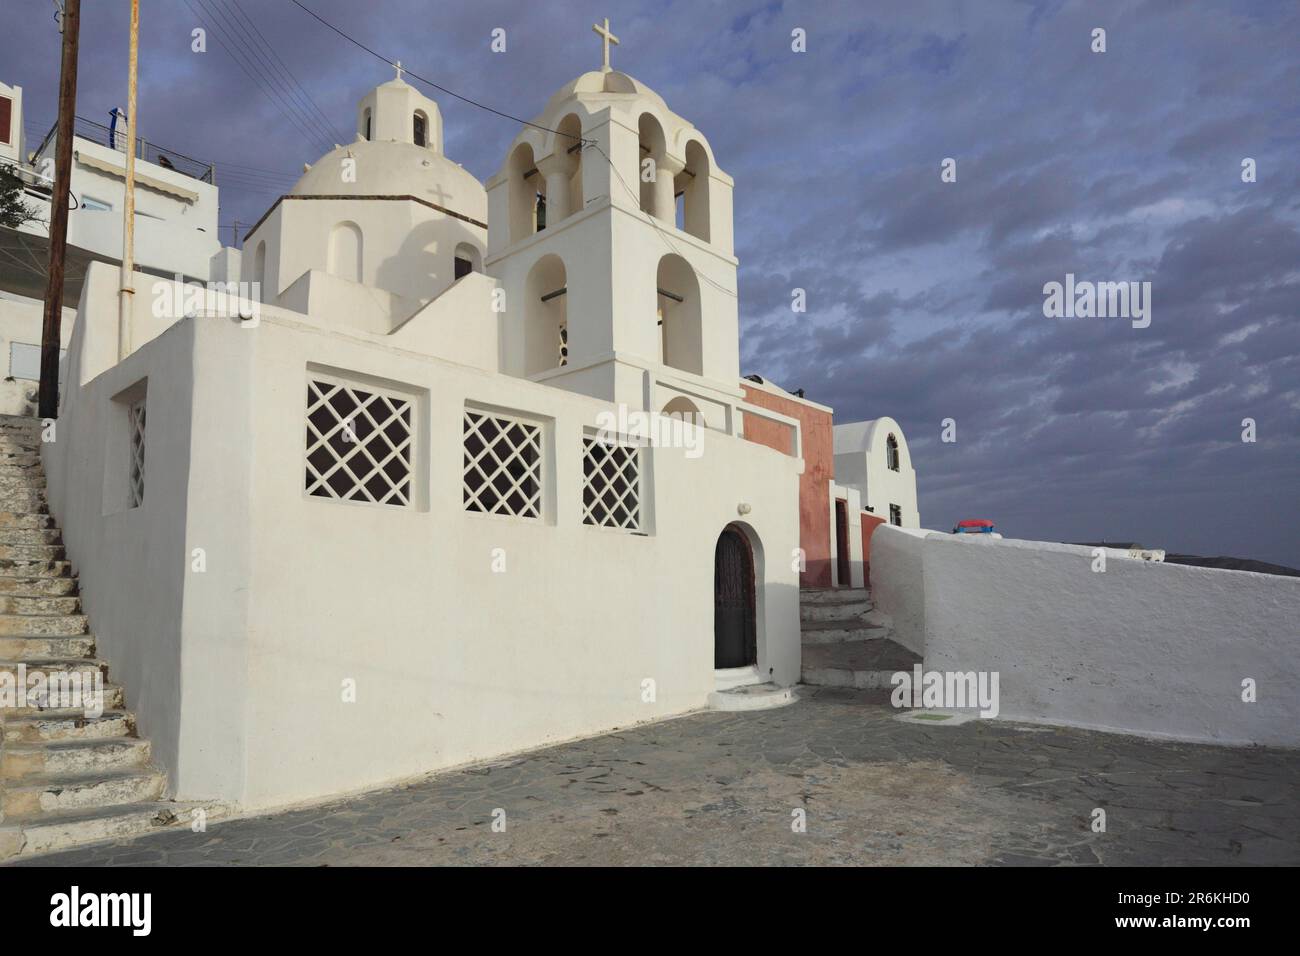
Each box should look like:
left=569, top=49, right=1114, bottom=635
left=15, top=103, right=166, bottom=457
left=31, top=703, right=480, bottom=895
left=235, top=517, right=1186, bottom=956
left=740, top=383, right=835, bottom=588
left=860, top=511, right=887, bottom=584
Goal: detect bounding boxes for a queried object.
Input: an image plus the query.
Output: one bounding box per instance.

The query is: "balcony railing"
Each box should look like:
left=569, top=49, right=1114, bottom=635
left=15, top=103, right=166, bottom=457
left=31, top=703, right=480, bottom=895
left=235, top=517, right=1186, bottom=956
left=35, top=115, right=215, bottom=184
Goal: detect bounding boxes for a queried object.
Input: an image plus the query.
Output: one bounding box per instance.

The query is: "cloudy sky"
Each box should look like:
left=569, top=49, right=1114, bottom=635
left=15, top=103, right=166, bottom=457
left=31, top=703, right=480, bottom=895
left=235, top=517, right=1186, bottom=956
left=4, top=1, right=1297, bottom=565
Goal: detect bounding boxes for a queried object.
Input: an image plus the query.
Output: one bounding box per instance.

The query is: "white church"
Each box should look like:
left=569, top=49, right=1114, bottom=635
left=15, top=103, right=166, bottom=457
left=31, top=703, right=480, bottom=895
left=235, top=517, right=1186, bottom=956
left=3, top=22, right=1291, bottom=863
left=0, top=26, right=923, bottom=856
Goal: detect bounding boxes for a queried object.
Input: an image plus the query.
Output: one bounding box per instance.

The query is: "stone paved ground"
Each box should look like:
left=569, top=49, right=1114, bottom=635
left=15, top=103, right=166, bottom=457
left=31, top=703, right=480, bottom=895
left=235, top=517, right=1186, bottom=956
left=9, top=688, right=1299, bottom=866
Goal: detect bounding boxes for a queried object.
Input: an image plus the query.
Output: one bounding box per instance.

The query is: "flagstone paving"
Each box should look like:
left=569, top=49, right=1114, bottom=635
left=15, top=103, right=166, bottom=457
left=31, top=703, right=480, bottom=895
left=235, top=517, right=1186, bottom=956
left=7, top=687, right=1298, bottom=866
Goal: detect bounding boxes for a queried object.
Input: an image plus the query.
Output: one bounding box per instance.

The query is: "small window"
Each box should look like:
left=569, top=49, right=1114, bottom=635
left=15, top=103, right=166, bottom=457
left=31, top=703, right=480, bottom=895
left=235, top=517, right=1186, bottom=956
left=582, top=436, right=642, bottom=532
left=304, top=377, right=413, bottom=507
left=886, top=434, right=900, bottom=471
left=413, top=113, right=427, bottom=147
left=0, top=96, right=11, bottom=146
left=454, top=257, right=472, bottom=280
left=889, top=504, right=902, bottom=526
left=128, top=400, right=147, bottom=509
left=81, top=196, right=113, bottom=212
left=463, top=409, right=542, bottom=519
left=363, top=108, right=372, bottom=141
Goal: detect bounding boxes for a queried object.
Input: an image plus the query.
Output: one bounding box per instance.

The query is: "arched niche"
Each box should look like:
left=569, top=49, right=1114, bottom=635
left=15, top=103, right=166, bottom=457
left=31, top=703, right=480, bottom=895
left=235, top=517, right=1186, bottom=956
left=656, top=253, right=703, bottom=376
left=637, top=113, right=667, bottom=216
left=508, top=142, right=539, bottom=244
left=680, top=139, right=711, bottom=242
left=327, top=222, right=363, bottom=283
left=524, top=254, right=568, bottom=376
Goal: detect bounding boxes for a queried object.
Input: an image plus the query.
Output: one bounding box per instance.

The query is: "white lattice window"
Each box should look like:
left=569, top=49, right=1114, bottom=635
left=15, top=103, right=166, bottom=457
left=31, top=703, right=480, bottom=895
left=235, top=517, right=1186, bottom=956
left=305, top=378, right=413, bottom=506
left=128, top=400, right=146, bottom=508
left=463, top=409, right=542, bottom=519
left=582, top=437, right=641, bottom=531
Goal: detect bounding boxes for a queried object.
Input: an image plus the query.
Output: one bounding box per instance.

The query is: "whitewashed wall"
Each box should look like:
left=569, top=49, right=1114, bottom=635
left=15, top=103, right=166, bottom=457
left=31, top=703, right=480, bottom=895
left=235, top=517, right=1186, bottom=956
left=901, top=533, right=1300, bottom=747
left=868, top=525, right=932, bottom=656
left=46, top=266, right=803, bottom=809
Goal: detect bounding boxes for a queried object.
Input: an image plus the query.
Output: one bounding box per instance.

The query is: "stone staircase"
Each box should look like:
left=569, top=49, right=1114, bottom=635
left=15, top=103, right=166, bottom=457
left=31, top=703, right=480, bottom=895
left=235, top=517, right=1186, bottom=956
left=0, top=415, right=206, bottom=862
left=799, top=587, right=920, bottom=688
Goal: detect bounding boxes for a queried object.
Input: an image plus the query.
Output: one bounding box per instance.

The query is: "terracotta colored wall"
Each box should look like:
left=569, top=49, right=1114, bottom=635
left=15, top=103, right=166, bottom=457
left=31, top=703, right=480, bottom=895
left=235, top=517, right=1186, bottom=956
left=741, top=385, right=834, bottom=588
left=861, top=512, right=887, bottom=584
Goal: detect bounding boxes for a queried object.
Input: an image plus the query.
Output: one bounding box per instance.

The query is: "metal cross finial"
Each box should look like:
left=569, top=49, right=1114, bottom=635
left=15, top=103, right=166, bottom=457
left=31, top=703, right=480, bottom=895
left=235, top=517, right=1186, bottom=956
left=393, top=60, right=404, bottom=81
left=592, top=18, right=619, bottom=72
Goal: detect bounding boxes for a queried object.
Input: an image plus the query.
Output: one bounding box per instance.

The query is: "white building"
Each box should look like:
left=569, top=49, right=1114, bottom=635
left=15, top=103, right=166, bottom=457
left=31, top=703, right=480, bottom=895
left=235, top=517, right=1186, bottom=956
left=38, top=51, right=806, bottom=814
left=833, top=417, right=920, bottom=528
left=0, top=84, right=220, bottom=416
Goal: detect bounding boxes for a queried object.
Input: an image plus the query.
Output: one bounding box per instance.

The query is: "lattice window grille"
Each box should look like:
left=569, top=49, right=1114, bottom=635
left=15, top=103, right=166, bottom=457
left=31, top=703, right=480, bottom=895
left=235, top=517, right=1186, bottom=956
left=463, top=409, right=543, bottom=519
left=305, top=378, right=413, bottom=507
left=128, top=400, right=146, bottom=508
left=582, top=436, right=641, bottom=531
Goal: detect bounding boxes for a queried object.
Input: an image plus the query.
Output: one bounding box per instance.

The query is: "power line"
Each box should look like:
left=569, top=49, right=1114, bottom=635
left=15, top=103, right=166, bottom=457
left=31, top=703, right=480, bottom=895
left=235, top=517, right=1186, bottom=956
left=197, top=0, right=336, bottom=149
left=201, top=0, right=336, bottom=146
left=285, top=0, right=580, bottom=142
left=186, top=0, right=334, bottom=153
left=223, top=0, right=349, bottom=146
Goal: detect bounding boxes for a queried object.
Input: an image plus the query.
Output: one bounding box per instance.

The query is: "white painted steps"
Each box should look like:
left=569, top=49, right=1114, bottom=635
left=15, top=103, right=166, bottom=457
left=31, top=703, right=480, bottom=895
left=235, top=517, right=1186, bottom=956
left=798, top=585, right=918, bottom=688
left=708, top=683, right=798, bottom=711
left=0, top=414, right=196, bottom=862
left=709, top=665, right=797, bottom=711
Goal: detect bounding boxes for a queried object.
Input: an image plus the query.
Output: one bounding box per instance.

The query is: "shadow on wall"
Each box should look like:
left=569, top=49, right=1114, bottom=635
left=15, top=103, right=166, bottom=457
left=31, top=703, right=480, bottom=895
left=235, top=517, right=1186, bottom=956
left=372, top=216, right=484, bottom=307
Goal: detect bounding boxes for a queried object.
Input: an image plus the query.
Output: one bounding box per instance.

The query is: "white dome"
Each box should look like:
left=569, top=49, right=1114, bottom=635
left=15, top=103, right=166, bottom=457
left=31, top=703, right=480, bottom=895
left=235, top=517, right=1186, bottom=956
left=291, top=140, right=486, bottom=222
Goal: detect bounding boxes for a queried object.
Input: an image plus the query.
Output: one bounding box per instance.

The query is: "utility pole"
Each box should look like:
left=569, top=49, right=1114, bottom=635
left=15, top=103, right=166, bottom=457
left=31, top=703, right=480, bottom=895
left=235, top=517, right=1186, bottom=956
left=38, top=0, right=80, bottom=419
left=117, top=0, right=140, bottom=362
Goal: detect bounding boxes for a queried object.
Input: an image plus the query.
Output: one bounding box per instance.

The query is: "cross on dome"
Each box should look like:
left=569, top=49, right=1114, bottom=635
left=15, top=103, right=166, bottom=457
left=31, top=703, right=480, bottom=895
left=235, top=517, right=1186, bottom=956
left=592, top=18, right=619, bottom=72
left=393, top=60, right=405, bottom=81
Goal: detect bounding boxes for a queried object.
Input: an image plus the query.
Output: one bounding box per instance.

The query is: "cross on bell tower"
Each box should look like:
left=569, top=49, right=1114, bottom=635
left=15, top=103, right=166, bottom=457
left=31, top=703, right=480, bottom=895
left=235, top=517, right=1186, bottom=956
left=393, top=60, right=405, bottom=81
left=592, top=18, right=619, bottom=72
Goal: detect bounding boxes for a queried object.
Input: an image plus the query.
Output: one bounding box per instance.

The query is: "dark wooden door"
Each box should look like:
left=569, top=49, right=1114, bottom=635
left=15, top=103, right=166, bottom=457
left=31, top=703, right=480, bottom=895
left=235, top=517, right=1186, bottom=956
left=835, top=500, right=851, bottom=586
left=714, top=527, right=756, bottom=668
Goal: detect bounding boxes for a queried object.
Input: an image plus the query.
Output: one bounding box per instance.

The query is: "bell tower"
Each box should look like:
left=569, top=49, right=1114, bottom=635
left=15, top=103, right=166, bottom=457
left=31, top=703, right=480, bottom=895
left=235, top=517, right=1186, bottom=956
left=484, top=25, right=739, bottom=422
left=356, top=64, right=443, bottom=153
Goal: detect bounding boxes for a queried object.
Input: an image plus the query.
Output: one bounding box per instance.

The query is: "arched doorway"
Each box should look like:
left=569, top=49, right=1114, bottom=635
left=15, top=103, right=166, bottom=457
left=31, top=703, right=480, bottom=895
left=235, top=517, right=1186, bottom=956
left=714, top=525, right=756, bottom=668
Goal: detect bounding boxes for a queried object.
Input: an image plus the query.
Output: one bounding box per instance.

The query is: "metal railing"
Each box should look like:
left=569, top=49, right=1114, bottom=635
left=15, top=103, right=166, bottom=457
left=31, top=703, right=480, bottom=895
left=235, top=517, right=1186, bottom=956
left=35, top=115, right=215, bottom=184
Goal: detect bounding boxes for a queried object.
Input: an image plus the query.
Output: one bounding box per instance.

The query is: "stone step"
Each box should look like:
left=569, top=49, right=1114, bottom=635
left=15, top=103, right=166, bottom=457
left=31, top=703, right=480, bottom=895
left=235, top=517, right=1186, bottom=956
left=800, top=639, right=920, bottom=689
left=708, top=682, right=798, bottom=711
left=0, top=543, right=63, bottom=562
left=0, top=768, right=166, bottom=820
left=1, top=737, right=152, bottom=780
left=0, top=443, right=43, bottom=458
left=3, top=710, right=134, bottom=744
left=0, top=460, right=44, bottom=475
left=0, top=593, right=79, bottom=615
left=0, top=528, right=62, bottom=546
left=3, top=683, right=125, bottom=717
left=0, top=634, right=95, bottom=660
left=0, top=473, right=45, bottom=491
left=0, top=575, right=77, bottom=596
left=800, top=599, right=873, bottom=623
left=800, top=618, right=891, bottom=644
left=0, top=452, right=42, bottom=466
left=0, top=800, right=219, bottom=862
left=0, top=512, right=56, bottom=531
left=0, top=558, right=72, bottom=578
left=0, top=657, right=106, bottom=681
left=0, top=612, right=87, bottom=636
left=0, top=495, right=50, bottom=513
left=799, top=587, right=872, bottom=606
left=713, top=664, right=761, bottom=691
